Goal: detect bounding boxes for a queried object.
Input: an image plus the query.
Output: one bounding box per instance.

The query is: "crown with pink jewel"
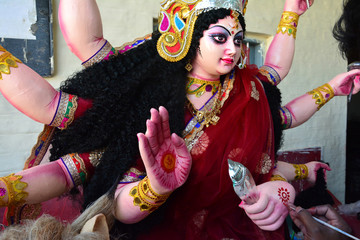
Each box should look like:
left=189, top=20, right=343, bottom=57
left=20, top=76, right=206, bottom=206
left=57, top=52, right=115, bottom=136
left=157, top=0, right=249, bottom=62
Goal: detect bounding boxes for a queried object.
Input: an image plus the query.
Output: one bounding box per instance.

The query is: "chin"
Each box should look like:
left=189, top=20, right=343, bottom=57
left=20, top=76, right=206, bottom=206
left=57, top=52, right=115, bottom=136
left=218, top=67, right=235, bottom=75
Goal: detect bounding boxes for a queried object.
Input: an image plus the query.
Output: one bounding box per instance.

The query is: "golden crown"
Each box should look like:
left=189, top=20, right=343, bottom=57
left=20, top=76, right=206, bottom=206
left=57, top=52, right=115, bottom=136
left=157, top=0, right=248, bottom=62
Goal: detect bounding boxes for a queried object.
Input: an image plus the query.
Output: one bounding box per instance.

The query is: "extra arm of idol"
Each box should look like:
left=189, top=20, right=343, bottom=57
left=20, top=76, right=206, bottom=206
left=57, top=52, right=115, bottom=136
left=263, top=0, right=313, bottom=80
left=58, top=0, right=106, bottom=62
left=282, top=70, right=360, bottom=129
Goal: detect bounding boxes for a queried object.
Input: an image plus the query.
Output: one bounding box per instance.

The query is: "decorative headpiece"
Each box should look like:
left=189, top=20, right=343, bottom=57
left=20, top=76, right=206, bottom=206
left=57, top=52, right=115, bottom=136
left=157, top=0, right=248, bottom=62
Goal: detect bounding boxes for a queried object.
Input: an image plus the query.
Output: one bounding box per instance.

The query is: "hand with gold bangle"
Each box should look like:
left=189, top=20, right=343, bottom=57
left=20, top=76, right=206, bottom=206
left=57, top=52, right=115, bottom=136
left=120, top=107, right=192, bottom=219
left=276, top=0, right=314, bottom=39
left=328, top=69, right=360, bottom=97
left=273, top=161, right=330, bottom=184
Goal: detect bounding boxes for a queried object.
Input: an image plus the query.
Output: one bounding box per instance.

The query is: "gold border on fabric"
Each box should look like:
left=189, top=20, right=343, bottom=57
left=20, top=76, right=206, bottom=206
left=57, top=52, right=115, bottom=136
left=24, top=125, right=56, bottom=169
left=116, top=34, right=152, bottom=53
left=120, top=167, right=147, bottom=183
left=258, top=65, right=281, bottom=86
left=183, top=71, right=235, bottom=151
left=49, top=93, right=78, bottom=130
left=253, top=77, right=275, bottom=174
left=82, top=41, right=116, bottom=68
left=62, top=154, right=82, bottom=187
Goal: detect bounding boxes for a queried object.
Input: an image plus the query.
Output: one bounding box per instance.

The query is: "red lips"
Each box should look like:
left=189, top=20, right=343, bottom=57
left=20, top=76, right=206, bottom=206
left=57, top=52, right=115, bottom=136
left=221, top=58, right=234, bottom=64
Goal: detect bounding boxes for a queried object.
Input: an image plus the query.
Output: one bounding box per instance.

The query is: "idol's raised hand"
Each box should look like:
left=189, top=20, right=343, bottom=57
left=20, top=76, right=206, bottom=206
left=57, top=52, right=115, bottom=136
left=137, top=107, right=192, bottom=195
left=240, top=181, right=296, bottom=231
left=329, top=69, right=360, bottom=96
left=284, top=0, right=314, bottom=15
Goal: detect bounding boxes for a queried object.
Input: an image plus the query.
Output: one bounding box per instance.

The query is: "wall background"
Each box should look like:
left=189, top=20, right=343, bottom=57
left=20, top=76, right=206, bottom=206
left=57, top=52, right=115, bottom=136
left=0, top=0, right=348, bottom=202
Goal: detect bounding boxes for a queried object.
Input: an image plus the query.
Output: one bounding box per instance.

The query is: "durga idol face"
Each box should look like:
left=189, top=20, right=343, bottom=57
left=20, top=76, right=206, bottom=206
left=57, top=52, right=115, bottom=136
left=191, top=16, right=244, bottom=79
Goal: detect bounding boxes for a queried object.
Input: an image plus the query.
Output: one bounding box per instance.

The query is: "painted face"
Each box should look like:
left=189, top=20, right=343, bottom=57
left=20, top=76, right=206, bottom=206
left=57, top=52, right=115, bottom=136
left=192, top=16, right=244, bottom=79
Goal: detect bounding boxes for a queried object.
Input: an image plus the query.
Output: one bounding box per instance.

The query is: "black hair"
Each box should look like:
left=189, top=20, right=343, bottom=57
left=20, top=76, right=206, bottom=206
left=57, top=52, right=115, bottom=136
left=48, top=9, right=245, bottom=237
left=333, top=0, right=360, bottom=63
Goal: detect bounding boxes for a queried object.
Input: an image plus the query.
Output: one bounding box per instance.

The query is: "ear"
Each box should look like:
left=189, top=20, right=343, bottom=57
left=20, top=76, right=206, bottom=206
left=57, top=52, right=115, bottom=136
left=80, top=213, right=110, bottom=240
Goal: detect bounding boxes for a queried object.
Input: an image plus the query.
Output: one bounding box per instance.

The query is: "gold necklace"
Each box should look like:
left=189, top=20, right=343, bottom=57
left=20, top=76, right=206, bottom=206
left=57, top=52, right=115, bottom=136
left=186, top=77, right=221, bottom=98
left=186, top=90, right=222, bottom=127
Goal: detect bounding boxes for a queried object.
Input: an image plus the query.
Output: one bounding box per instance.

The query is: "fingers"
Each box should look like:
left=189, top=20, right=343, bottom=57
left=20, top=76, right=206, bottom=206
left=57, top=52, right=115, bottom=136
left=308, top=205, right=339, bottom=220
left=150, top=108, right=163, bottom=145
left=145, top=119, right=160, bottom=155
left=171, top=133, right=189, bottom=157
left=258, top=210, right=288, bottom=231
left=316, top=162, right=331, bottom=172
left=241, top=193, right=269, bottom=214
left=246, top=199, right=275, bottom=221
left=289, top=206, right=316, bottom=234
left=251, top=198, right=287, bottom=226
left=137, top=133, right=156, bottom=170
left=145, top=107, right=170, bottom=155
left=159, top=106, right=171, bottom=140
left=353, top=76, right=360, bottom=94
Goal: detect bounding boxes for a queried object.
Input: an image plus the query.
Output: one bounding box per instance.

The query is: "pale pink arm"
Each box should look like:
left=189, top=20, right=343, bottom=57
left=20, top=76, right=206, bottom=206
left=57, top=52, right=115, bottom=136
left=285, top=70, right=360, bottom=128
left=59, top=0, right=106, bottom=62
left=264, top=0, right=314, bottom=80
left=274, top=161, right=331, bottom=184
left=240, top=181, right=296, bottom=231
left=114, top=107, right=192, bottom=224
left=0, top=49, right=59, bottom=124
left=0, top=160, right=72, bottom=205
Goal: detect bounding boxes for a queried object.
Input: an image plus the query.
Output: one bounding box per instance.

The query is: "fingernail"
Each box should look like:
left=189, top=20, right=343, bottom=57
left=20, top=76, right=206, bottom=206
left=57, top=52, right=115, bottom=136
left=239, top=201, right=244, bottom=208
left=288, top=203, right=296, bottom=211
left=137, top=133, right=140, bottom=141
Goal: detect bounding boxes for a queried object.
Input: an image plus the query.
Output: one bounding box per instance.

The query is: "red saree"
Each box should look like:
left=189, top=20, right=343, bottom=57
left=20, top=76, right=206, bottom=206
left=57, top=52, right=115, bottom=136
left=138, top=65, right=287, bottom=239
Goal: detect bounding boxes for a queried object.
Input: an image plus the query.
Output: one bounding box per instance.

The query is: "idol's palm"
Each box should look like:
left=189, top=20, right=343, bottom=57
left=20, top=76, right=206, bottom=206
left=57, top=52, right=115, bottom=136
left=137, top=107, right=192, bottom=195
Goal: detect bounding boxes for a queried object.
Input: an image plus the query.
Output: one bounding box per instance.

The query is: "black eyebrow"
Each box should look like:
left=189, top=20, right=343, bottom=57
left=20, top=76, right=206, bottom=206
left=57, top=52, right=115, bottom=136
left=235, top=31, right=244, bottom=39
left=209, top=25, right=243, bottom=36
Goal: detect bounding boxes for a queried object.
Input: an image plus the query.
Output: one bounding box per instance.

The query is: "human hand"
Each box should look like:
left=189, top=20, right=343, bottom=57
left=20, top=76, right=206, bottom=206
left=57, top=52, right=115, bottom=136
left=305, top=162, right=331, bottom=185
left=240, top=181, right=295, bottom=231
left=284, top=0, right=314, bottom=16
left=289, top=204, right=352, bottom=240
left=137, top=107, right=192, bottom=195
left=329, top=69, right=360, bottom=96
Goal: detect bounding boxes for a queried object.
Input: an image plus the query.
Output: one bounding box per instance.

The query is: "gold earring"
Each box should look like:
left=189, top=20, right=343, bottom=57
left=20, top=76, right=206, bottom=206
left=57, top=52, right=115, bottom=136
left=185, top=62, right=193, bottom=72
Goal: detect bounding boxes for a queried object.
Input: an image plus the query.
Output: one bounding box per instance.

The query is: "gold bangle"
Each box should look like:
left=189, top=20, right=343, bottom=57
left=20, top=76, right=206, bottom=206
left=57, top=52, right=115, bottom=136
left=129, top=176, right=170, bottom=213
left=270, top=174, right=287, bottom=182
left=307, top=83, right=335, bottom=110
left=293, top=164, right=309, bottom=180
left=0, top=174, right=28, bottom=207
left=277, top=11, right=299, bottom=39
left=0, top=45, right=22, bottom=80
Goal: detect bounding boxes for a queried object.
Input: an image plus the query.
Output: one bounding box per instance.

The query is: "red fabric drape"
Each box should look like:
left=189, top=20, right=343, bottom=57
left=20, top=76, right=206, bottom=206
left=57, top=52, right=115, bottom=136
left=139, top=66, right=286, bottom=239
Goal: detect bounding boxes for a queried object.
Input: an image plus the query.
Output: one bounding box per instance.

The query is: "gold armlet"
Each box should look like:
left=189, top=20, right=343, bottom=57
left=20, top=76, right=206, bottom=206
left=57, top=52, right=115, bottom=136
left=277, top=11, right=299, bottom=39
left=307, top=83, right=335, bottom=110
left=0, top=174, right=28, bottom=207
left=270, top=174, right=288, bottom=182
left=0, top=45, right=22, bottom=80
left=293, top=164, right=309, bottom=180
left=129, top=176, right=170, bottom=213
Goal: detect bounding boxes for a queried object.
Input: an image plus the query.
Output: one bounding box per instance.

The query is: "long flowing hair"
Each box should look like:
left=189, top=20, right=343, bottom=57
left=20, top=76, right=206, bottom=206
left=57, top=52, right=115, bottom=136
left=48, top=8, right=246, bottom=238
left=333, top=0, right=360, bottom=63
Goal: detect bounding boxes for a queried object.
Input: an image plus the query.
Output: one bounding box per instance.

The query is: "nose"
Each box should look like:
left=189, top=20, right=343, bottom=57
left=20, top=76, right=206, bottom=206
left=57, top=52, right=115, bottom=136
left=225, top=40, right=236, bottom=56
